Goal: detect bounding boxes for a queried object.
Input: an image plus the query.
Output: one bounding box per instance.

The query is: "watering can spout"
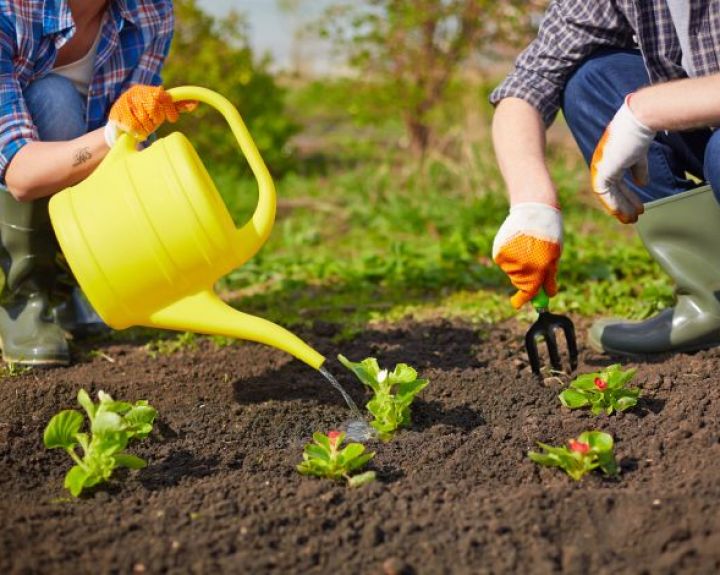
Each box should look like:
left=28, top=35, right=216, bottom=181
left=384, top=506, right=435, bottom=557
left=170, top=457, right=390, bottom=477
left=149, top=290, right=326, bottom=370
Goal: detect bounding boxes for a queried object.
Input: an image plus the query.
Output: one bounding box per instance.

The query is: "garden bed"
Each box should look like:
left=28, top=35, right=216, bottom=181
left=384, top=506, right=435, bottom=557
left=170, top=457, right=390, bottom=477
left=2, top=318, right=720, bottom=574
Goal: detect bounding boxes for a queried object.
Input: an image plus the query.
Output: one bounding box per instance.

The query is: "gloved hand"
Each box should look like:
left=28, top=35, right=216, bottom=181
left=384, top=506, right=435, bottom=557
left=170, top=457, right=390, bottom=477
left=590, top=95, right=655, bottom=224
left=104, top=85, right=196, bottom=146
left=493, top=203, right=563, bottom=309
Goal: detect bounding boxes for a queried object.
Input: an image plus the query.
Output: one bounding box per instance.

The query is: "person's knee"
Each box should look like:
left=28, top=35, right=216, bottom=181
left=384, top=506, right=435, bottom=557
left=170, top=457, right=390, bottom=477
left=23, top=74, right=86, bottom=141
left=703, top=132, right=720, bottom=203
left=562, top=49, right=647, bottom=128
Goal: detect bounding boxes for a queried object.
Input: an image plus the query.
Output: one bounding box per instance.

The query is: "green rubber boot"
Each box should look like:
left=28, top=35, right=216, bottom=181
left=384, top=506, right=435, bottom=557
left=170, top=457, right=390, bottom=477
left=0, top=192, right=70, bottom=366
left=589, top=185, right=720, bottom=356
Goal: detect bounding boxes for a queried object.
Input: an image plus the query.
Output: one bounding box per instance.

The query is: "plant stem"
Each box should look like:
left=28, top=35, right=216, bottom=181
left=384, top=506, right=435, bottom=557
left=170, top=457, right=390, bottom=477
left=66, top=447, right=88, bottom=471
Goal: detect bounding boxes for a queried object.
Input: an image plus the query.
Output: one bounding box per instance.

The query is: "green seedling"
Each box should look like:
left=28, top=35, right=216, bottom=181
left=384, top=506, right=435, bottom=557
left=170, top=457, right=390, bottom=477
left=43, top=389, right=157, bottom=497
left=338, top=354, right=428, bottom=441
left=297, top=431, right=376, bottom=487
left=528, top=431, right=618, bottom=481
left=559, top=364, right=640, bottom=415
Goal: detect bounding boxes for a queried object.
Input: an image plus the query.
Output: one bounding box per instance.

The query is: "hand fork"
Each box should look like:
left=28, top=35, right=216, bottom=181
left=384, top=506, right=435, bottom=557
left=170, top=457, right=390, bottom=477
left=525, top=288, right=578, bottom=375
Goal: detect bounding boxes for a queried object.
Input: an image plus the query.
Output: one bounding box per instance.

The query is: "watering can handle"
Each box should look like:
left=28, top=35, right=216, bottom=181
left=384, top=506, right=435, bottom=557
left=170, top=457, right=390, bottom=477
left=166, top=86, right=276, bottom=265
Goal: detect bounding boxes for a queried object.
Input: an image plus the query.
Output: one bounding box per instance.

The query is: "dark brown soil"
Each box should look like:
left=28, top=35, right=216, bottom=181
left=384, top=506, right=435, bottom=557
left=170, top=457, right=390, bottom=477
left=2, top=318, right=720, bottom=575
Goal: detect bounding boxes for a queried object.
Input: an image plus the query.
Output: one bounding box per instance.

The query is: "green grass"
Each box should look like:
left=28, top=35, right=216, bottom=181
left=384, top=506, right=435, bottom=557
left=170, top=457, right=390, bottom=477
left=206, top=135, right=673, bottom=340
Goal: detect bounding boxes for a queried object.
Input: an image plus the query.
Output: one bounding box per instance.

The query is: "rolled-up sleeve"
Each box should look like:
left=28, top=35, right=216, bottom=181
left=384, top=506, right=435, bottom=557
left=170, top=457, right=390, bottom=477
left=0, top=18, right=38, bottom=184
left=489, top=0, right=635, bottom=125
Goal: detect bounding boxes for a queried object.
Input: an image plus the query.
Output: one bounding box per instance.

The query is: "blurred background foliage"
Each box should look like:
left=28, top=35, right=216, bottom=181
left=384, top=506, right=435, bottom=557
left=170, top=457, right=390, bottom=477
left=151, top=0, right=672, bottom=344
left=161, top=0, right=299, bottom=174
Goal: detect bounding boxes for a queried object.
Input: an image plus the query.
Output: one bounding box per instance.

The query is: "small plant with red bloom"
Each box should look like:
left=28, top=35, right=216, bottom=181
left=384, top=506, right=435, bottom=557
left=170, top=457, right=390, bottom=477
left=297, top=431, right=376, bottom=487
left=559, top=364, right=640, bottom=415
left=528, top=431, right=618, bottom=481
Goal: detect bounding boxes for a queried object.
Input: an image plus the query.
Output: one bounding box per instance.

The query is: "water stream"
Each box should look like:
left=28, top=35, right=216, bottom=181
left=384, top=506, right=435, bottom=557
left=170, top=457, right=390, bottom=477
left=319, top=366, right=374, bottom=441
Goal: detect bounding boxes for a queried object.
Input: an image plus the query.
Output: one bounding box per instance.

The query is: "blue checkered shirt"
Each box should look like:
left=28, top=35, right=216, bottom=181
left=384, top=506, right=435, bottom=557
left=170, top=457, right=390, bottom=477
left=490, top=0, right=720, bottom=125
left=0, top=0, right=174, bottom=180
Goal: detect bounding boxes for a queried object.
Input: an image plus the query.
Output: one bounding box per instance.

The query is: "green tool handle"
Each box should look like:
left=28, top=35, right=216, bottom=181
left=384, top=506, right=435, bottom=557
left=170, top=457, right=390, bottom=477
left=532, top=288, right=550, bottom=310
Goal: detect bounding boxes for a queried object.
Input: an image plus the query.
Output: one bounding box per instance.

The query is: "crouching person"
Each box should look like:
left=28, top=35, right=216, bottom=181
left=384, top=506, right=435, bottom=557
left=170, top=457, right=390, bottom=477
left=0, top=0, right=189, bottom=366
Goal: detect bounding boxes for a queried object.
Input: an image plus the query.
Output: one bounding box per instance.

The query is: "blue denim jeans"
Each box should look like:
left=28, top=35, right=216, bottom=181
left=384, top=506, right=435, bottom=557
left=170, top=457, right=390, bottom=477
left=560, top=48, right=720, bottom=204
left=25, top=73, right=87, bottom=141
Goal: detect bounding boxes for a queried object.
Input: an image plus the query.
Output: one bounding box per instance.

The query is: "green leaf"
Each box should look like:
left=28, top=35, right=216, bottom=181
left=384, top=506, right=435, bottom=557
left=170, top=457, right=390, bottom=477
left=113, top=453, right=147, bottom=469
left=597, top=451, right=619, bottom=476
left=338, top=442, right=365, bottom=463
left=95, top=432, right=129, bottom=456
left=297, top=459, right=333, bottom=477
left=345, top=452, right=374, bottom=472
left=613, top=394, right=639, bottom=412
left=570, top=374, right=599, bottom=391
left=312, top=432, right=331, bottom=450
left=347, top=470, right=376, bottom=488
left=338, top=354, right=382, bottom=392
left=64, top=465, right=90, bottom=497
left=44, top=410, right=83, bottom=449
left=396, top=378, right=429, bottom=400
left=559, top=389, right=591, bottom=409
left=580, top=431, right=614, bottom=453
left=389, top=363, right=417, bottom=384
left=605, top=365, right=637, bottom=389
left=124, top=404, right=157, bottom=438
left=77, top=389, right=96, bottom=421
left=304, top=444, right=331, bottom=462
left=91, top=410, right=124, bottom=436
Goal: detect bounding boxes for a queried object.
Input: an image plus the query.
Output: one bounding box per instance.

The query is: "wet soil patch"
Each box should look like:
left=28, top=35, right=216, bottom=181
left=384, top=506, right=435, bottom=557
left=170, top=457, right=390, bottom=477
left=2, top=318, right=720, bottom=574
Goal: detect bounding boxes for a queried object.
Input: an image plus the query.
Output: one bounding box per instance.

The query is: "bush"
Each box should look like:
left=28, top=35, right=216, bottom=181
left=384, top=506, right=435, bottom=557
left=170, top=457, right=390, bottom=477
left=160, top=0, right=299, bottom=175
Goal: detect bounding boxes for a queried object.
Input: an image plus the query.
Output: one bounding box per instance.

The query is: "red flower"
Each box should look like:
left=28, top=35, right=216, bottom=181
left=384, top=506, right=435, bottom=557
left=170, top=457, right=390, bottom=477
left=327, top=430, right=342, bottom=447
left=594, top=377, right=608, bottom=390
left=568, top=439, right=590, bottom=454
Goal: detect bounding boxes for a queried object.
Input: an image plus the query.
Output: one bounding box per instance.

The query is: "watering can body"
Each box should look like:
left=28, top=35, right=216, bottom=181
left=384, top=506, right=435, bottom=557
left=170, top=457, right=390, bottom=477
left=49, top=86, right=325, bottom=370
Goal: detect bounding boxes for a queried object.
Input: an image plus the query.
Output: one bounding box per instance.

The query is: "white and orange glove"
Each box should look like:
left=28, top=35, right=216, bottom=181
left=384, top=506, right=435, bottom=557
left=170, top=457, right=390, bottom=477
left=493, top=203, right=563, bottom=310
left=104, top=85, right=196, bottom=147
left=590, top=95, right=655, bottom=224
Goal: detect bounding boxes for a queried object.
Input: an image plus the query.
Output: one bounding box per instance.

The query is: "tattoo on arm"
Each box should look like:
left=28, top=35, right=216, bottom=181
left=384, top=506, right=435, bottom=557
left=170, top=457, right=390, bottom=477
left=72, top=146, right=92, bottom=167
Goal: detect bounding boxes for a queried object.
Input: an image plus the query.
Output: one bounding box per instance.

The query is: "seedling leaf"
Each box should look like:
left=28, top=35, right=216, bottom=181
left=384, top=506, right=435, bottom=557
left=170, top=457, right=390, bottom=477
left=64, top=465, right=90, bottom=497
left=77, top=389, right=96, bottom=420
left=44, top=410, right=84, bottom=450
left=347, top=471, right=376, bottom=488
left=339, top=354, right=429, bottom=440
left=558, top=389, right=590, bottom=409
left=113, top=453, right=147, bottom=469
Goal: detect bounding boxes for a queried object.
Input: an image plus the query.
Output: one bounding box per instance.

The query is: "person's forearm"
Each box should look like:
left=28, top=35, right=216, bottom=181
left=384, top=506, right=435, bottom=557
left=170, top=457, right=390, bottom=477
left=492, top=98, right=558, bottom=207
left=4, top=128, right=109, bottom=201
left=630, top=73, right=720, bottom=132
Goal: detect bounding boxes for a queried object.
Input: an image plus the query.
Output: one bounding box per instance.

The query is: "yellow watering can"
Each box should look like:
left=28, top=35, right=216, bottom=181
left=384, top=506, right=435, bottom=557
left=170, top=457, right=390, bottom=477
left=48, top=86, right=325, bottom=370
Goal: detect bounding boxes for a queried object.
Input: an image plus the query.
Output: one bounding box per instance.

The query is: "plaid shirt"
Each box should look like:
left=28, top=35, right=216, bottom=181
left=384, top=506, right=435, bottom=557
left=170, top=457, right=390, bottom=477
left=491, top=0, right=720, bottom=125
left=0, top=0, right=174, bottom=180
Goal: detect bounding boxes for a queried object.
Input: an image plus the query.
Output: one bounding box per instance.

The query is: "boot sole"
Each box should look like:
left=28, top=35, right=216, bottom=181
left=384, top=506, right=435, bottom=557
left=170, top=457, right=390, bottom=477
left=589, top=335, right=720, bottom=357
left=0, top=336, right=71, bottom=367
left=1, top=353, right=70, bottom=367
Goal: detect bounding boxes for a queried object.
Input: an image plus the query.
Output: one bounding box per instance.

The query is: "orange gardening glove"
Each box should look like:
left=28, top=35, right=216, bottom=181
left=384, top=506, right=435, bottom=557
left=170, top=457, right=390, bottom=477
left=590, top=95, right=654, bottom=224
left=104, top=85, right=197, bottom=146
left=492, top=203, right=563, bottom=310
